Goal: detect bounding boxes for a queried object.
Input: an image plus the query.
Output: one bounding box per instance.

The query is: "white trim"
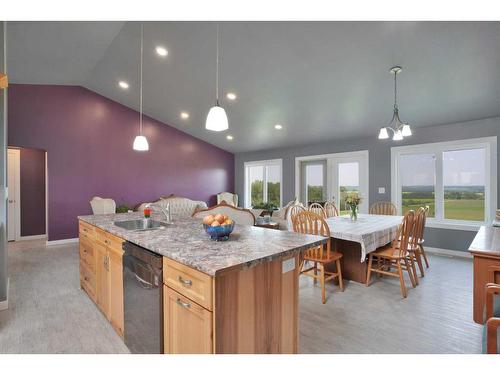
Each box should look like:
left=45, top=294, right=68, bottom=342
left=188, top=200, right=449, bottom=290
left=391, top=136, right=497, bottom=230
left=17, top=234, right=47, bottom=241
left=243, top=158, right=283, bottom=208
left=46, top=238, right=79, bottom=247
left=295, top=150, right=369, bottom=212
left=0, top=278, right=9, bottom=311
left=425, top=246, right=472, bottom=259
left=7, top=148, right=21, bottom=241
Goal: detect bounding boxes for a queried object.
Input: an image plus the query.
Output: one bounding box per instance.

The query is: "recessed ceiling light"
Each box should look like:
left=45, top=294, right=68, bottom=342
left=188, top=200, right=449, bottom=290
left=155, top=46, right=168, bottom=57
left=274, top=124, right=283, bottom=130
left=226, top=92, right=237, bottom=101
left=180, top=112, right=190, bottom=119
left=226, top=135, right=234, bottom=141
left=118, top=80, right=129, bottom=89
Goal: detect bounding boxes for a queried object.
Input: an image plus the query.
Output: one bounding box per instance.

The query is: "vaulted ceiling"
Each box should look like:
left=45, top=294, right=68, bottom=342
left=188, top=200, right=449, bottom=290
left=7, top=21, right=500, bottom=152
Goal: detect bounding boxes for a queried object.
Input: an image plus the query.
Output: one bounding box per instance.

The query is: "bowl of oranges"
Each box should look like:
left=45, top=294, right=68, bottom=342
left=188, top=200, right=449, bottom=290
left=202, top=214, right=235, bottom=241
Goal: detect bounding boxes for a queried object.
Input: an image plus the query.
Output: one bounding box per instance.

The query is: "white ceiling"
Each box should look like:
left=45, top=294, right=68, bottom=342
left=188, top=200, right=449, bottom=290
left=7, top=21, right=500, bottom=153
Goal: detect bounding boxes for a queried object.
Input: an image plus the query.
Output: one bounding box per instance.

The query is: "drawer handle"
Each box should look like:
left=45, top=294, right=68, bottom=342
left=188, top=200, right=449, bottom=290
left=176, top=298, right=191, bottom=309
left=84, top=276, right=89, bottom=282
left=83, top=228, right=88, bottom=232
left=178, top=276, right=192, bottom=286
left=83, top=249, right=87, bottom=253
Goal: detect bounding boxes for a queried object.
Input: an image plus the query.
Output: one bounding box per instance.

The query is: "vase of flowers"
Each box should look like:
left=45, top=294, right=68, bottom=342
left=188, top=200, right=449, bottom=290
left=345, top=193, right=362, bottom=221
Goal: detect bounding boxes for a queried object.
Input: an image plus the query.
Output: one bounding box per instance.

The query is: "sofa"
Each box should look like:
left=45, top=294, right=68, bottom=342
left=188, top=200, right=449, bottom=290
left=136, top=194, right=208, bottom=219
left=193, top=201, right=256, bottom=226
left=250, top=198, right=305, bottom=231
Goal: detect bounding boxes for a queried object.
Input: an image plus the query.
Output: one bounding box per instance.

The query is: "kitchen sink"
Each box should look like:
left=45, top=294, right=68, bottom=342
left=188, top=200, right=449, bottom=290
left=113, top=219, right=167, bottom=231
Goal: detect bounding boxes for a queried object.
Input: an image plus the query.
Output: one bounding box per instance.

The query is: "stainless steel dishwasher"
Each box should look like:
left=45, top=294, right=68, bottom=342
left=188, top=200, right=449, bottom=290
left=123, top=241, right=163, bottom=354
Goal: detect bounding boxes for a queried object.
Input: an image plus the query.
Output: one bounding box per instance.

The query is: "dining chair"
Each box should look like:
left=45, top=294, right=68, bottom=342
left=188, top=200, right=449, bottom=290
left=292, top=211, right=344, bottom=304
left=365, top=210, right=417, bottom=298
left=418, top=206, right=430, bottom=269
left=308, top=202, right=327, bottom=219
left=369, top=201, right=397, bottom=216
left=286, top=204, right=306, bottom=230
left=324, top=201, right=339, bottom=218
left=407, top=207, right=427, bottom=278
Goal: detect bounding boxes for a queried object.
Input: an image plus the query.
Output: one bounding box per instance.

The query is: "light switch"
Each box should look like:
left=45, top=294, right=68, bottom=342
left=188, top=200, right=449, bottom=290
left=378, top=187, right=385, bottom=194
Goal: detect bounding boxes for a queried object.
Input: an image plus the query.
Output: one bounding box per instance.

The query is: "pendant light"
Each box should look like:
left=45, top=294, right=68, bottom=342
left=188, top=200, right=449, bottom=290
left=378, top=66, right=412, bottom=141
left=133, top=23, right=149, bottom=151
left=205, top=24, right=229, bottom=132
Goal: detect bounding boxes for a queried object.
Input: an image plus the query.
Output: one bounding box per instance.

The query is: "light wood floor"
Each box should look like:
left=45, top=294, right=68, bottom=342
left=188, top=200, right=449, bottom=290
left=0, top=240, right=482, bottom=353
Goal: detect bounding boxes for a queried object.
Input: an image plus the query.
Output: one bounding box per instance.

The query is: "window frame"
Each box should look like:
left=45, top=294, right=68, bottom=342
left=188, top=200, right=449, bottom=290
left=244, top=159, right=283, bottom=208
left=295, top=150, right=369, bottom=213
left=391, top=137, right=497, bottom=231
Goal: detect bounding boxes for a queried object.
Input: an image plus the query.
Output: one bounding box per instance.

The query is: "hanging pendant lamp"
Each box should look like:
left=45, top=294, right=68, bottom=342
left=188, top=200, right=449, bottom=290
left=378, top=66, right=412, bottom=141
left=133, top=23, right=149, bottom=151
left=205, top=24, right=229, bottom=132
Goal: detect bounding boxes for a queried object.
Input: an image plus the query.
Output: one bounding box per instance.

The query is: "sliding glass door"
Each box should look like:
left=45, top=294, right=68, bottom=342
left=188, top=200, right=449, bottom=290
left=297, top=151, right=369, bottom=213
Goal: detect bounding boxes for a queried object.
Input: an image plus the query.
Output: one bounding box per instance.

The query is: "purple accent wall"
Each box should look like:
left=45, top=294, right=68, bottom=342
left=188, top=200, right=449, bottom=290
left=19, top=147, right=46, bottom=236
left=8, top=84, right=234, bottom=241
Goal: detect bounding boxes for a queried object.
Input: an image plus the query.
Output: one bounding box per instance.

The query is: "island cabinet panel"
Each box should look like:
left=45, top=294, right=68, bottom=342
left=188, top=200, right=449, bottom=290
left=163, top=258, right=213, bottom=311
left=78, top=220, right=125, bottom=338
left=214, top=254, right=300, bottom=354
left=108, top=245, right=125, bottom=338
left=95, top=241, right=110, bottom=319
left=164, top=286, right=213, bottom=354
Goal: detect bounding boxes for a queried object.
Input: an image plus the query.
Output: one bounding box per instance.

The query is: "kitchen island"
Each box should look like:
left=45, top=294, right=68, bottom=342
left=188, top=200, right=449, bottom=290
left=77, top=212, right=327, bottom=354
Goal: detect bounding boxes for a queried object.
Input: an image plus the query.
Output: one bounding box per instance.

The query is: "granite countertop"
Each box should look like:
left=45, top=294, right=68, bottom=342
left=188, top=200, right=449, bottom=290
left=78, top=212, right=327, bottom=276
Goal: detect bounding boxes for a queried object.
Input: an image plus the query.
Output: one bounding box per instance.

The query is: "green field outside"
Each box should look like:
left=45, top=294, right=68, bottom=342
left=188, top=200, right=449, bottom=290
left=402, top=199, right=484, bottom=221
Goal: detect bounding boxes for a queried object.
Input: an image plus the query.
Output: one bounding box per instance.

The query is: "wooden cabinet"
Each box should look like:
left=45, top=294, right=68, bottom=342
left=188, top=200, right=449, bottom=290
left=79, top=220, right=124, bottom=337
left=164, top=286, right=213, bottom=354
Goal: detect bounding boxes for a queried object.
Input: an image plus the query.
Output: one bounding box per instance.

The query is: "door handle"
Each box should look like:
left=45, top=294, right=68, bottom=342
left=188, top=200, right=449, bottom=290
left=134, top=273, right=154, bottom=289
left=178, top=276, right=193, bottom=286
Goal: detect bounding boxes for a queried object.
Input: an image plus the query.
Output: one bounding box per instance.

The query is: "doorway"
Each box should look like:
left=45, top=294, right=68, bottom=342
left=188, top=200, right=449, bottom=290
left=7, top=147, right=47, bottom=241
left=296, top=150, right=369, bottom=213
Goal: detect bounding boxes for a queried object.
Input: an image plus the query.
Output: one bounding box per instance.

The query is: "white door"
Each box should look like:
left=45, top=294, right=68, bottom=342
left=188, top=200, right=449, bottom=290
left=7, top=148, right=20, bottom=241
left=329, top=152, right=369, bottom=214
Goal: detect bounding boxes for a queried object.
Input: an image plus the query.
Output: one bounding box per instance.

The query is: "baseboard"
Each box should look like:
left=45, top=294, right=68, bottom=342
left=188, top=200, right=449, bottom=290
left=17, top=234, right=47, bottom=241
left=425, top=246, right=472, bottom=259
left=46, top=238, right=79, bottom=247
left=0, top=278, right=9, bottom=311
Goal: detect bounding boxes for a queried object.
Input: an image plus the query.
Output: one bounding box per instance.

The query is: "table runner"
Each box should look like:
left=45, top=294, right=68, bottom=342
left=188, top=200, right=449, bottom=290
left=325, top=214, right=403, bottom=261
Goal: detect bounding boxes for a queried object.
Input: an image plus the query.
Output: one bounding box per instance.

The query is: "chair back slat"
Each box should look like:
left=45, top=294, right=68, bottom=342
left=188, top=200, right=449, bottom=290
left=308, top=202, right=327, bottom=219
left=393, top=210, right=416, bottom=257
left=324, top=201, right=339, bottom=218
left=369, top=201, right=397, bottom=216
left=292, top=211, right=331, bottom=260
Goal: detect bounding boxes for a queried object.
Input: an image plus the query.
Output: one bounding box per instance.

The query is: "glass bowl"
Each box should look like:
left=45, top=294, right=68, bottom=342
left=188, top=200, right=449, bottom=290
left=203, top=222, right=235, bottom=241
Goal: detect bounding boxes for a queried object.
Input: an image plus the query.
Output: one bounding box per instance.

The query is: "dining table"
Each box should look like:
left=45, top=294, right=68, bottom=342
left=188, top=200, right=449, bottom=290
left=325, top=213, right=403, bottom=283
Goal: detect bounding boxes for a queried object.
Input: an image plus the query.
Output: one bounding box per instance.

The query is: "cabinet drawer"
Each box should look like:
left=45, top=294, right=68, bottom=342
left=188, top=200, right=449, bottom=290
left=163, top=258, right=213, bottom=311
left=79, top=221, right=96, bottom=240
left=79, top=236, right=96, bottom=272
left=106, top=232, right=124, bottom=255
left=80, top=262, right=96, bottom=302
left=164, top=286, right=213, bottom=354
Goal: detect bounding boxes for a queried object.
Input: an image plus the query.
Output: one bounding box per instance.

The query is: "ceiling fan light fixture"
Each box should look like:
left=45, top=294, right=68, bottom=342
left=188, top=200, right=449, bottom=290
left=393, top=130, right=404, bottom=141
left=401, top=124, right=412, bottom=137
left=206, top=104, right=229, bottom=131
left=133, top=135, right=149, bottom=151
left=378, top=127, right=389, bottom=139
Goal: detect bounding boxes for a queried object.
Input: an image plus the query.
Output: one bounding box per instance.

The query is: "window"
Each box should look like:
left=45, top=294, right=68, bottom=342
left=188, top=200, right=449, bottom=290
left=244, top=159, right=282, bottom=208
left=338, top=162, right=360, bottom=215
left=392, top=137, right=497, bottom=229
left=301, top=161, right=326, bottom=205
left=296, top=151, right=369, bottom=212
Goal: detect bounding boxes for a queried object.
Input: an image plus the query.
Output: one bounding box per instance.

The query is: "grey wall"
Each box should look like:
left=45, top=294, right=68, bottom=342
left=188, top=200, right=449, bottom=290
left=235, top=117, right=500, bottom=252
left=0, top=22, right=7, bottom=303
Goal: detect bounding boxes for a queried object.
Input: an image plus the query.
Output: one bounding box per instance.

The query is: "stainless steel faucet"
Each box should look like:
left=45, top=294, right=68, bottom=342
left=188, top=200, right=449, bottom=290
left=147, top=202, right=171, bottom=223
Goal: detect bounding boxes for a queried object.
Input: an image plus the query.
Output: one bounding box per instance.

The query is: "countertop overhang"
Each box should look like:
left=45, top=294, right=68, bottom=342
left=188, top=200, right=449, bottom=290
left=78, top=212, right=327, bottom=276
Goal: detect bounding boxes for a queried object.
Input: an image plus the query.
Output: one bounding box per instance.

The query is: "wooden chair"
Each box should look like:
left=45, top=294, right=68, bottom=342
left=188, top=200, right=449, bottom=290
left=292, top=211, right=344, bottom=304
left=369, top=201, right=397, bottom=216
left=418, top=206, right=430, bottom=268
left=407, top=206, right=428, bottom=278
left=324, top=201, right=339, bottom=218
left=485, top=283, right=500, bottom=353
left=308, top=202, right=327, bottom=219
left=366, top=210, right=417, bottom=298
